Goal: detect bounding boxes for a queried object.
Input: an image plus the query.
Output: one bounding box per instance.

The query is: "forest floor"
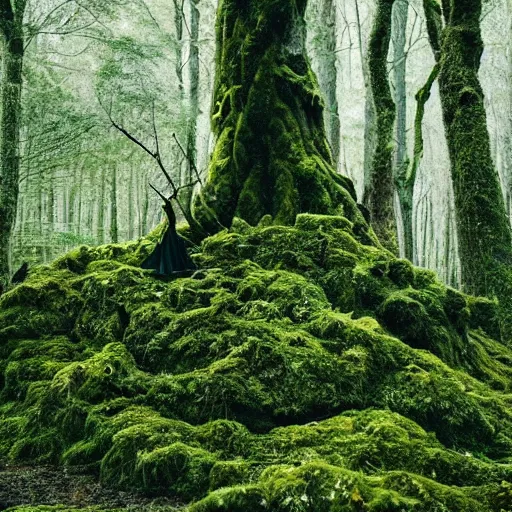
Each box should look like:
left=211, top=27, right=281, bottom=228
left=2, top=215, right=512, bottom=511
left=0, top=465, right=183, bottom=510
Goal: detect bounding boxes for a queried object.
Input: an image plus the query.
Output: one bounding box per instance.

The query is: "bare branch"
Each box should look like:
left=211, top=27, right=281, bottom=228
left=172, top=132, right=203, bottom=185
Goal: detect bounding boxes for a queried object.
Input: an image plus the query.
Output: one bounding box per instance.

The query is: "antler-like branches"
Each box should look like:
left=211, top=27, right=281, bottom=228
left=97, top=95, right=203, bottom=228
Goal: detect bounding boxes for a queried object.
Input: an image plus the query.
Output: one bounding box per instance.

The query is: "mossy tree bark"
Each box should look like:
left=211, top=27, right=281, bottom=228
left=363, top=0, right=398, bottom=254
left=438, top=0, right=512, bottom=333
left=192, top=0, right=369, bottom=236
left=0, top=0, right=26, bottom=289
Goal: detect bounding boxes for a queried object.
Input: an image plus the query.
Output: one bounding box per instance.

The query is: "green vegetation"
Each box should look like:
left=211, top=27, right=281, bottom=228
left=2, top=214, right=512, bottom=510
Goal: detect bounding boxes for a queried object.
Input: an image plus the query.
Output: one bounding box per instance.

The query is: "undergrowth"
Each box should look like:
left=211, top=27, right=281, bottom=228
left=1, top=214, right=512, bottom=511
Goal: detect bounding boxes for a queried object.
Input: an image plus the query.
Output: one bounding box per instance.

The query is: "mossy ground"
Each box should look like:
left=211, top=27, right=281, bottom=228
left=1, top=214, right=512, bottom=511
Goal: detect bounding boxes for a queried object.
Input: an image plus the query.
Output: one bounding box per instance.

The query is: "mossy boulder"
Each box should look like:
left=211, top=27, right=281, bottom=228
left=1, top=215, right=512, bottom=510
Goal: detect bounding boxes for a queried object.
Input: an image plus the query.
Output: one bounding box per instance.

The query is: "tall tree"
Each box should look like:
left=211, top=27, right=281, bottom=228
left=396, top=0, right=442, bottom=262
left=0, top=0, right=26, bottom=288
left=363, top=0, right=398, bottom=253
left=437, top=0, right=512, bottom=333
left=181, top=0, right=201, bottom=212
left=192, top=0, right=372, bottom=241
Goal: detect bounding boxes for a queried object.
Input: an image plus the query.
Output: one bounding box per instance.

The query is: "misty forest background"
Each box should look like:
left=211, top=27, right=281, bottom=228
left=3, top=0, right=512, bottom=287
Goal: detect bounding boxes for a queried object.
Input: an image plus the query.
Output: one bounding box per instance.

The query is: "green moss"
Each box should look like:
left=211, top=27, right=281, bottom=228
left=189, top=485, right=267, bottom=512
left=209, top=460, right=253, bottom=490
left=468, top=296, right=501, bottom=340
left=2, top=218, right=512, bottom=509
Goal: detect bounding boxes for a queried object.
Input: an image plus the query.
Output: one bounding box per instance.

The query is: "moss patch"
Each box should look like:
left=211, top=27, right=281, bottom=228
left=1, top=215, right=512, bottom=510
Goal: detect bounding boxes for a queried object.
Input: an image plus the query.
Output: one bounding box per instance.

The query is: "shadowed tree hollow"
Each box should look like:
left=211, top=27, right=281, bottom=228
left=192, top=0, right=373, bottom=241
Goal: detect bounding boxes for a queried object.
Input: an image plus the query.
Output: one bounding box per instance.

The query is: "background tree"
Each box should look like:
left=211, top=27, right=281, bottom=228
left=362, top=0, right=398, bottom=254
left=306, top=0, right=340, bottom=167
left=437, top=0, right=512, bottom=333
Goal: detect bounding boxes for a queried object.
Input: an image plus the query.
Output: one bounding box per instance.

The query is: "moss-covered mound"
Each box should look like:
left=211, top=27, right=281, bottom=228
left=1, top=214, right=512, bottom=511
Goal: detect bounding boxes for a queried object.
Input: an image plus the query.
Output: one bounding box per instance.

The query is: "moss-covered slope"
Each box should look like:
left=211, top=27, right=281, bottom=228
left=1, top=214, right=512, bottom=511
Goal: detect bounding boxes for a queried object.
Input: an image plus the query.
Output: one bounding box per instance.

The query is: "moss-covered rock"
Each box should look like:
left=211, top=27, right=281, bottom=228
left=1, top=215, right=512, bottom=510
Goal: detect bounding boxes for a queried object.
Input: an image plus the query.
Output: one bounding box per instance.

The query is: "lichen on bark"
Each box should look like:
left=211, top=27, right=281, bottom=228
left=192, top=0, right=371, bottom=241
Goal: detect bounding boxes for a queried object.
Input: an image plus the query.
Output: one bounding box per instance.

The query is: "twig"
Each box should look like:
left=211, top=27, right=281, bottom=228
left=172, top=132, right=203, bottom=185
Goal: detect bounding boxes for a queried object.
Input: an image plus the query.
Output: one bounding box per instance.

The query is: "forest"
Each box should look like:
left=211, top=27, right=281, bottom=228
left=1, top=0, right=512, bottom=510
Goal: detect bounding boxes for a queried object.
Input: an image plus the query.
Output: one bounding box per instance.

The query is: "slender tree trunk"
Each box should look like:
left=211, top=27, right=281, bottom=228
left=141, top=173, right=149, bottom=236
left=438, top=0, right=512, bottom=335
left=128, top=164, right=134, bottom=240
left=0, top=0, right=26, bottom=288
left=181, top=0, right=200, bottom=213
left=110, top=166, right=118, bottom=243
left=396, top=63, right=439, bottom=262
left=391, top=0, right=409, bottom=258
left=97, top=167, right=106, bottom=244
left=396, top=0, right=442, bottom=263
left=77, top=165, right=84, bottom=236
left=46, top=171, right=55, bottom=262
left=173, top=0, right=185, bottom=97
left=86, top=179, right=94, bottom=240
left=507, top=6, right=512, bottom=222
left=355, top=0, right=377, bottom=201
left=69, top=182, right=78, bottom=233
left=392, top=0, right=408, bottom=178
left=363, top=0, right=398, bottom=253
left=307, top=0, right=340, bottom=167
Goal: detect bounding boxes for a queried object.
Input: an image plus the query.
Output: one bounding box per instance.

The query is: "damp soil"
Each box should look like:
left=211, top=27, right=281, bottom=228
left=0, top=465, right=184, bottom=511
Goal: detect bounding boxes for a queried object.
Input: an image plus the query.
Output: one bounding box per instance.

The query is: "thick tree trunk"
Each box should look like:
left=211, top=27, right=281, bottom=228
left=0, top=0, right=25, bottom=288
left=438, top=0, right=512, bottom=334
left=193, top=0, right=372, bottom=243
left=364, top=0, right=398, bottom=253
